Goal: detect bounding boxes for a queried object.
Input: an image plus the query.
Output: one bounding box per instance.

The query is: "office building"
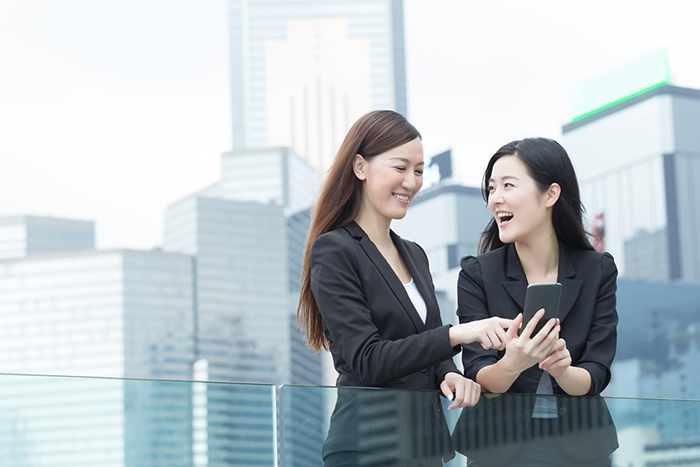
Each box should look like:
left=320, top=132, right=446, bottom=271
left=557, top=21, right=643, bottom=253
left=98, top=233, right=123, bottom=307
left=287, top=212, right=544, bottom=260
left=606, top=278, right=700, bottom=400
left=563, top=79, right=700, bottom=284
left=163, top=147, right=322, bottom=465
left=0, top=215, right=94, bottom=260
left=228, top=0, right=408, bottom=171
left=0, top=245, right=196, bottom=465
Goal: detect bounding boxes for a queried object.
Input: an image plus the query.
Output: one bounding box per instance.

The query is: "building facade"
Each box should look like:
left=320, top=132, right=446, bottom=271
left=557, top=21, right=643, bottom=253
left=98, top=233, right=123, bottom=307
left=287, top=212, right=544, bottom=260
left=562, top=84, right=700, bottom=284
left=0, top=244, right=196, bottom=465
left=163, top=147, right=322, bottom=465
left=228, top=0, right=408, bottom=172
left=0, top=215, right=94, bottom=260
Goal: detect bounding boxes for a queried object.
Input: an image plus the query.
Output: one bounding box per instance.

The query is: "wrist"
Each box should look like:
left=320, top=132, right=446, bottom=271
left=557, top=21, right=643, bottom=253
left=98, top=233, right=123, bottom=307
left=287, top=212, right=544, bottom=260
left=494, top=357, right=523, bottom=380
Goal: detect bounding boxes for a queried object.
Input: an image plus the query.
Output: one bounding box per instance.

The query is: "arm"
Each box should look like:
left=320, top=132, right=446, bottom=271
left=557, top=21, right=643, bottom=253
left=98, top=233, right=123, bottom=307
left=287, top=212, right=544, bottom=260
left=310, top=233, right=459, bottom=386
left=457, top=256, right=515, bottom=392
left=458, top=256, right=557, bottom=393
left=539, top=252, right=618, bottom=395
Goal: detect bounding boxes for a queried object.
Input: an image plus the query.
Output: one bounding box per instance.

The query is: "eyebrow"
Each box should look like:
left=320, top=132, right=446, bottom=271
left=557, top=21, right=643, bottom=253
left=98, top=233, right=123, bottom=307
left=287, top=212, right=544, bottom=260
left=488, top=175, right=519, bottom=183
left=390, top=157, right=424, bottom=166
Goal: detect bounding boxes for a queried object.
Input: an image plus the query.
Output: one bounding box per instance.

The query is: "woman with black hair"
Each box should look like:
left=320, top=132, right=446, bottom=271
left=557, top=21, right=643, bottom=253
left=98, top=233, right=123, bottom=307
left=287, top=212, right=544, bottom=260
left=454, top=137, right=619, bottom=466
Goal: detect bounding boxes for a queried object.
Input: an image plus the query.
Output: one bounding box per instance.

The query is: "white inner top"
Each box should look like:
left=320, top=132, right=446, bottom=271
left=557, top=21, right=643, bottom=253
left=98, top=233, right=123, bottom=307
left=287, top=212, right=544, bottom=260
left=403, top=278, right=427, bottom=323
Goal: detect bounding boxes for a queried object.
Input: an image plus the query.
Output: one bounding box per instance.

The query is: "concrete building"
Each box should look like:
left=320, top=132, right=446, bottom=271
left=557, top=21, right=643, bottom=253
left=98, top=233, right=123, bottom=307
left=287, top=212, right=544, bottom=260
left=163, top=147, right=322, bottom=466
left=228, top=0, right=408, bottom=172
left=0, top=215, right=94, bottom=260
left=0, top=244, right=196, bottom=465
left=562, top=84, right=700, bottom=284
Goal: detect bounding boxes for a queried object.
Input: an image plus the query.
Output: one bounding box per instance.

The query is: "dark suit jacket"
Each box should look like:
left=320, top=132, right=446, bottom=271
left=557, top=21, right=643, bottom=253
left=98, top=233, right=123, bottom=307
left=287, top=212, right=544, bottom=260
left=452, top=242, right=619, bottom=463
left=310, top=221, right=460, bottom=462
left=311, top=221, right=461, bottom=389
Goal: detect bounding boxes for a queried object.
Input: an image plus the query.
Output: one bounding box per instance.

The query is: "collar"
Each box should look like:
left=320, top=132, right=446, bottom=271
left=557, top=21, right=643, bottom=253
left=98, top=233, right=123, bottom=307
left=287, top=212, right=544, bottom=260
left=502, top=242, right=582, bottom=323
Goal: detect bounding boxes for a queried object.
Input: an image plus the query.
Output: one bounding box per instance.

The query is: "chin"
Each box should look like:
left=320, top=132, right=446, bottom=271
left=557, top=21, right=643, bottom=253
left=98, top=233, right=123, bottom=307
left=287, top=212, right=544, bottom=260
left=498, top=231, right=515, bottom=244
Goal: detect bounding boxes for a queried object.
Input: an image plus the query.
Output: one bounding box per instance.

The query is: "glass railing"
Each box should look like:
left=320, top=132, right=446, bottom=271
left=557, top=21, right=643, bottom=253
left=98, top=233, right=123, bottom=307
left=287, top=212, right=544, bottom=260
left=1, top=373, right=699, bottom=466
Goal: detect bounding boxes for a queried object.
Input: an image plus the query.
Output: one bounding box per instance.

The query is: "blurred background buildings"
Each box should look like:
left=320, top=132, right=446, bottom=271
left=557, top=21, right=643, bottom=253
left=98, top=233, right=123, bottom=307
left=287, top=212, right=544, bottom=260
left=0, top=0, right=699, bottom=465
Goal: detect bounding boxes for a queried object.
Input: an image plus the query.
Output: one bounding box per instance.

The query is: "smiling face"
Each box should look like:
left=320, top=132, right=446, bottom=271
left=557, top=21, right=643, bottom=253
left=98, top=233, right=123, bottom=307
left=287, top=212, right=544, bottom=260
left=353, top=137, right=424, bottom=224
left=487, top=154, right=558, bottom=246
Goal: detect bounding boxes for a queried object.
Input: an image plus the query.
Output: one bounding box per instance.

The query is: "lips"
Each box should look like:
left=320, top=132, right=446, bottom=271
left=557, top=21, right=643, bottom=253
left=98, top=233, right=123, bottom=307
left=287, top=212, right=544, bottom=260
left=497, top=211, right=513, bottom=224
left=394, top=193, right=410, bottom=204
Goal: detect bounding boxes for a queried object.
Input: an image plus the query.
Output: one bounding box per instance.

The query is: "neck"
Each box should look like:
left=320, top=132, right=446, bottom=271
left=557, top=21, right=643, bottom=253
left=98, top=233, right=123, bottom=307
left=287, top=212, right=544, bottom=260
left=515, top=230, right=560, bottom=283
left=354, top=210, right=392, bottom=248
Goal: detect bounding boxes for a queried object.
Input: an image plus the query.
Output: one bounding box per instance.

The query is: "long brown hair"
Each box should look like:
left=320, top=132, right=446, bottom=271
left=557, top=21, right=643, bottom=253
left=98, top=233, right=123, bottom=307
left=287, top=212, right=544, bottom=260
left=297, top=110, right=421, bottom=351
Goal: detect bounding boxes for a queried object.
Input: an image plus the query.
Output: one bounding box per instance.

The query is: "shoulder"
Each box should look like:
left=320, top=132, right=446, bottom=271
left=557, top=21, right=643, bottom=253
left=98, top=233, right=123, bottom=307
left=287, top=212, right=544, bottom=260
left=460, top=245, right=507, bottom=271
left=459, top=245, right=508, bottom=282
left=568, top=247, right=616, bottom=267
left=311, top=226, right=357, bottom=261
left=566, top=246, right=618, bottom=281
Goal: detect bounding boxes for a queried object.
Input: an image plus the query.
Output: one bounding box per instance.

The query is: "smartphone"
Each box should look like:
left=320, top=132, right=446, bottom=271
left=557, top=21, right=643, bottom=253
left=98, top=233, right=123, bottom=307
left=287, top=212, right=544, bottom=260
left=522, top=283, right=562, bottom=337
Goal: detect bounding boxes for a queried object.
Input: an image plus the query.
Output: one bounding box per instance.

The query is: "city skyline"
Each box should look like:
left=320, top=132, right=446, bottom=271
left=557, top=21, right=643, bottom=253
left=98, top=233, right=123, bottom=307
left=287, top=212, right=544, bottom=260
left=2, top=1, right=700, bottom=251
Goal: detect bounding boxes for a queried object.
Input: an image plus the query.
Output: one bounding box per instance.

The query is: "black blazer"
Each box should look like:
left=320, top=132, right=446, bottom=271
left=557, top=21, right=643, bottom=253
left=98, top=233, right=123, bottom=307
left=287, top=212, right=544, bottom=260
left=452, top=242, right=619, bottom=464
left=311, top=222, right=460, bottom=462
left=458, top=242, right=618, bottom=395
left=311, top=221, right=461, bottom=389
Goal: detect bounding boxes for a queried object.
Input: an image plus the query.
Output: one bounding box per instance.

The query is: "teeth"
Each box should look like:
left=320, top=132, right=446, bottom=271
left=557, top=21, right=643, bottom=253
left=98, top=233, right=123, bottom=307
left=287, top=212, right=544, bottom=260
left=497, top=212, right=513, bottom=218
left=395, top=194, right=409, bottom=201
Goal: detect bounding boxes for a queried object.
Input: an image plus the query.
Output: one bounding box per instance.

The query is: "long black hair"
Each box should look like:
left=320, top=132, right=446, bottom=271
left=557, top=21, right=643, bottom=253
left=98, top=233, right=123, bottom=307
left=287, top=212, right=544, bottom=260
left=478, top=137, right=594, bottom=254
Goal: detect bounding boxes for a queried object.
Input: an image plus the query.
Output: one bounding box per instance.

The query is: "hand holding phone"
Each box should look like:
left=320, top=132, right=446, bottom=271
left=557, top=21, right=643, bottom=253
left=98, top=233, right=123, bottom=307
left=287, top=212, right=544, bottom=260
left=522, top=283, right=562, bottom=337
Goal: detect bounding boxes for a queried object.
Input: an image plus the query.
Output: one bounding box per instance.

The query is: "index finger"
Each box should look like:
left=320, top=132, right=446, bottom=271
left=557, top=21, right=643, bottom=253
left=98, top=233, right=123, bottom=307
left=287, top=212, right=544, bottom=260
left=497, top=317, right=514, bottom=329
left=505, top=313, right=522, bottom=339
left=521, top=308, right=545, bottom=339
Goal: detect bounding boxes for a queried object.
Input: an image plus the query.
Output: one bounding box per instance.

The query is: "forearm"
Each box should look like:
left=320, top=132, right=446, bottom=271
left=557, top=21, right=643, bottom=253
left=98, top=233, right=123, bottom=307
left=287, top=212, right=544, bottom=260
left=553, top=366, right=591, bottom=396
left=475, top=360, right=521, bottom=394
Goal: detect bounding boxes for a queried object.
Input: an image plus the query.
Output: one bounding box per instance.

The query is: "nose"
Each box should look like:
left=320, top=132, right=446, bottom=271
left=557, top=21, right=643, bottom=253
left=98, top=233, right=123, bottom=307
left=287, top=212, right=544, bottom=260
left=402, top=172, right=418, bottom=192
left=489, top=187, right=504, bottom=207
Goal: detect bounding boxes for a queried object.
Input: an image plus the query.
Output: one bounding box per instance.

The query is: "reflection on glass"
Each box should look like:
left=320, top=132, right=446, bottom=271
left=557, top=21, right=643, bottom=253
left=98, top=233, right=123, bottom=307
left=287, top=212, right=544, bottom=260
left=1, top=375, right=700, bottom=466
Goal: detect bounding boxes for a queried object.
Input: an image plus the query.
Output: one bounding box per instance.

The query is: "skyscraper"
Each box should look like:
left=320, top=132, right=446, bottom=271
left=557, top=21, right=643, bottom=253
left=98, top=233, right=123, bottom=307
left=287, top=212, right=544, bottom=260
left=562, top=83, right=700, bottom=284
left=228, top=0, right=408, bottom=171
left=163, top=147, right=322, bottom=465
left=0, top=228, right=197, bottom=465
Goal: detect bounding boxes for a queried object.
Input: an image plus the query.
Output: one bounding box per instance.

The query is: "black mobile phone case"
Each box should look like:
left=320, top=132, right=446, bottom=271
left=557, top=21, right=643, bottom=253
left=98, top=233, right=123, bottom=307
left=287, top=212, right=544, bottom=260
left=522, top=283, right=562, bottom=337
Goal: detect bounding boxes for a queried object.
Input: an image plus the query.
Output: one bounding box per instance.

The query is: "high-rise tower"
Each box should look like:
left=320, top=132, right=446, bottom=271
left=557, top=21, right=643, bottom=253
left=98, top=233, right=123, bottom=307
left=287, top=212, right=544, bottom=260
left=228, top=0, right=408, bottom=172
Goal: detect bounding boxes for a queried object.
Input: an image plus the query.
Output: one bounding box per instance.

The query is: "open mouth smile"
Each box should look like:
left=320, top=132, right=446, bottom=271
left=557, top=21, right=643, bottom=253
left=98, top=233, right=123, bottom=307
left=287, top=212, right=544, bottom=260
left=497, top=211, right=513, bottom=224
left=394, top=193, right=410, bottom=204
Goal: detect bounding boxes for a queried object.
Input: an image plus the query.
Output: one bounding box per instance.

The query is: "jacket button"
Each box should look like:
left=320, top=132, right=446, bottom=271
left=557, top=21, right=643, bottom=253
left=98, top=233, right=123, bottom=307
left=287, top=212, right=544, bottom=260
left=559, top=406, right=567, bottom=415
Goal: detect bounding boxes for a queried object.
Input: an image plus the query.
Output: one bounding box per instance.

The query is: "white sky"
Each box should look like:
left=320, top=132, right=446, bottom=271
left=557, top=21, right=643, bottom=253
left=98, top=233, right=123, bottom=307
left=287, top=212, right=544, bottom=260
left=1, top=0, right=699, bottom=250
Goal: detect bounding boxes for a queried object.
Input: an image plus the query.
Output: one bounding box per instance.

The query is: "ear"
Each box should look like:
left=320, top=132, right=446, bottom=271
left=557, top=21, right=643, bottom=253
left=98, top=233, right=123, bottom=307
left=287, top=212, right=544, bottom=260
left=545, top=183, right=561, bottom=208
left=353, top=154, right=367, bottom=180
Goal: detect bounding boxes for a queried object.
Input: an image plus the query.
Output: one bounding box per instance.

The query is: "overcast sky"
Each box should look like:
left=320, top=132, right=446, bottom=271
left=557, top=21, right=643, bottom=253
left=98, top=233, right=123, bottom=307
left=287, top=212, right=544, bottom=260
left=1, top=0, right=699, bottom=250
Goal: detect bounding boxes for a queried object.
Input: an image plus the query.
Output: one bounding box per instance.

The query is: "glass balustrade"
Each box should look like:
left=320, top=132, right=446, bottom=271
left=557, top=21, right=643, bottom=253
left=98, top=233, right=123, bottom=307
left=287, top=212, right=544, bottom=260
left=1, top=373, right=699, bottom=466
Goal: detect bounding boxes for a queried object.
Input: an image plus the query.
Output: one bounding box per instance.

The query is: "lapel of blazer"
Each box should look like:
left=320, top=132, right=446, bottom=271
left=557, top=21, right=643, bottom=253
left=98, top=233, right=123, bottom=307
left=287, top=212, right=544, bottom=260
left=345, top=222, right=425, bottom=333
left=501, top=242, right=582, bottom=323
left=556, top=243, right=582, bottom=323
left=502, top=243, right=527, bottom=310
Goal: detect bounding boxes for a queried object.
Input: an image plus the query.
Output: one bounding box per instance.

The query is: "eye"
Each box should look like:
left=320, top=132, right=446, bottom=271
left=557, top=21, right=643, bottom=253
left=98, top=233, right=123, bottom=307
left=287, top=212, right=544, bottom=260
left=415, top=169, right=423, bottom=175
left=395, top=166, right=406, bottom=172
left=487, top=185, right=495, bottom=192
left=505, top=182, right=514, bottom=188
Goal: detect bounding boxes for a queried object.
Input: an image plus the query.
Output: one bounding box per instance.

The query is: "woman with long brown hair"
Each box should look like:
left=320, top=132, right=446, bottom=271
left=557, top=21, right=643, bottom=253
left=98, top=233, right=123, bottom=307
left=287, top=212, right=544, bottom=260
left=297, top=110, right=513, bottom=466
